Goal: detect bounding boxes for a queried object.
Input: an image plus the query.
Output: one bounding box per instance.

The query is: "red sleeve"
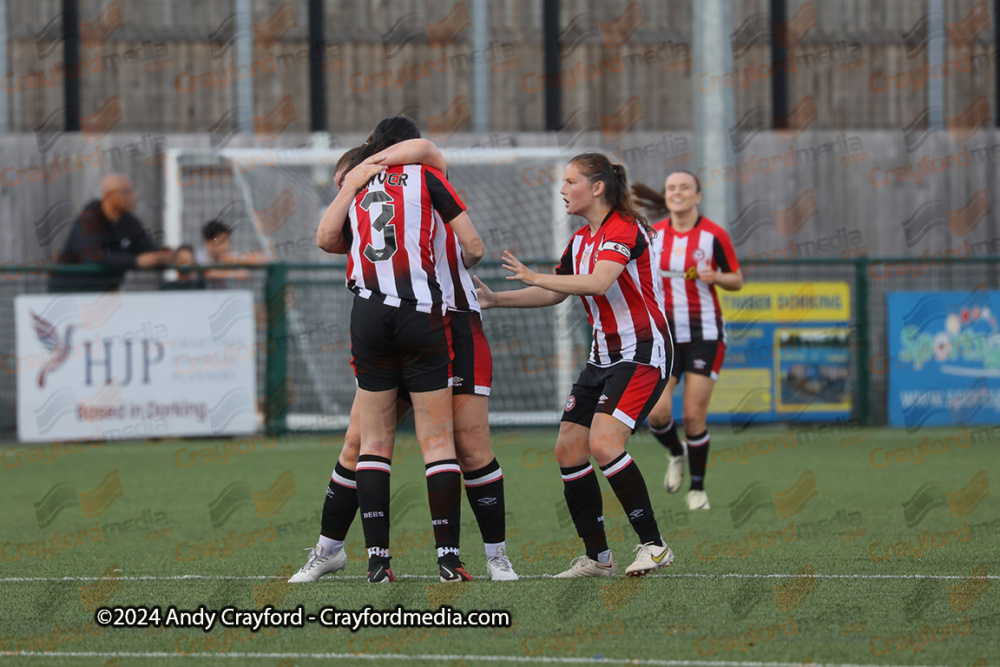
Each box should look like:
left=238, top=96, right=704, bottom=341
left=423, top=167, right=466, bottom=223
left=713, top=229, right=740, bottom=273
left=596, top=216, right=646, bottom=265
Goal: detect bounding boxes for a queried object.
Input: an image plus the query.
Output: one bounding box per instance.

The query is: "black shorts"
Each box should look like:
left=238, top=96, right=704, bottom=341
left=350, top=295, right=452, bottom=393
left=449, top=311, right=492, bottom=396
left=562, top=362, right=667, bottom=432
left=671, top=339, right=726, bottom=381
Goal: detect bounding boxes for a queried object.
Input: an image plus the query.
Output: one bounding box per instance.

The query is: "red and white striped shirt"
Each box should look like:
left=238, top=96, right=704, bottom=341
left=346, top=165, right=465, bottom=314
left=651, top=216, right=740, bottom=343
left=435, top=223, right=480, bottom=314
left=556, top=212, right=670, bottom=370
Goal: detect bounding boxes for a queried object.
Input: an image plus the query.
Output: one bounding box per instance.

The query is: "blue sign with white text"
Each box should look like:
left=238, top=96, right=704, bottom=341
left=887, top=288, right=1000, bottom=430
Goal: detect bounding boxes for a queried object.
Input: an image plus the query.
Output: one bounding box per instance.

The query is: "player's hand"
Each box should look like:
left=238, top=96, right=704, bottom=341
left=501, top=250, right=537, bottom=285
left=697, top=267, right=717, bottom=285
left=473, top=276, right=497, bottom=309
left=360, top=153, right=388, bottom=166
left=343, top=163, right=384, bottom=192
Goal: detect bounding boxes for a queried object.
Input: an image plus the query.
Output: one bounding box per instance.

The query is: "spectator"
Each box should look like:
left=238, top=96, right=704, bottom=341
left=196, top=220, right=235, bottom=265
left=160, top=245, right=205, bottom=290
left=50, top=173, right=171, bottom=293
left=196, top=219, right=267, bottom=287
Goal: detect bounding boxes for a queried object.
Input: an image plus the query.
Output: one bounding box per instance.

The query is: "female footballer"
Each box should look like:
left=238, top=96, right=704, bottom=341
left=634, top=170, right=743, bottom=510
left=476, top=152, right=674, bottom=578
left=295, top=136, right=518, bottom=584
left=316, top=117, right=483, bottom=584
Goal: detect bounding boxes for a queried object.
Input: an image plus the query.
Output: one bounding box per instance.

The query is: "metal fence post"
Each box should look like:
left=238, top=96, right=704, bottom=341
left=854, top=256, right=871, bottom=426
left=265, top=262, right=289, bottom=435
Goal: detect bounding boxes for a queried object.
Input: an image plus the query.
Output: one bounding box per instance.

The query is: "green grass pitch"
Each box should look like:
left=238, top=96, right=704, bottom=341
left=0, top=425, right=997, bottom=666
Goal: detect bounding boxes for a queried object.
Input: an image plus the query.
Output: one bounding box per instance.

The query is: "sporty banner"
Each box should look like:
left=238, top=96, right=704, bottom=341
left=886, top=288, right=1000, bottom=430
left=14, top=291, right=257, bottom=442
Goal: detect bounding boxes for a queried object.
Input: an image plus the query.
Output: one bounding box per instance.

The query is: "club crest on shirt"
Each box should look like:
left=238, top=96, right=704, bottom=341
left=565, top=395, right=576, bottom=411
left=693, top=248, right=706, bottom=261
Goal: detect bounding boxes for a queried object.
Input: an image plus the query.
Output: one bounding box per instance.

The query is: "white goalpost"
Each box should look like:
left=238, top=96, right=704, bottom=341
left=161, top=146, right=579, bottom=432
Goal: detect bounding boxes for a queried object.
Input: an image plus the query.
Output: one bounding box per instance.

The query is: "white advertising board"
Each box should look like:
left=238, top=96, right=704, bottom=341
left=15, top=290, right=257, bottom=442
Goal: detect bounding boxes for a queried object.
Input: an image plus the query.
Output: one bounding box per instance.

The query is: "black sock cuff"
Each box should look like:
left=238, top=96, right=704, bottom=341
left=462, top=458, right=500, bottom=482
left=425, top=459, right=461, bottom=476
left=357, top=454, right=392, bottom=473
left=599, top=451, right=630, bottom=471
left=687, top=431, right=710, bottom=446
left=330, top=462, right=358, bottom=489
left=599, top=452, right=635, bottom=478
left=560, top=463, right=595, bottom=481
left=333, top=461, right=357, bottom=481
left=463, top=457, right=501, bottom=482
left=649, top=418, right=674, bottom=434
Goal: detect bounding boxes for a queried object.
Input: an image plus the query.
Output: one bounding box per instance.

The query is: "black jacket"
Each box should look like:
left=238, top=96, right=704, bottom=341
left=49, top=200, right=159, bottom=292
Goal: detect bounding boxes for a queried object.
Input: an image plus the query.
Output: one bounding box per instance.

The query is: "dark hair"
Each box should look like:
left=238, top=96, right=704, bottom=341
left=631, top=182, right=668, bottom=217
left=176, top=244, right=194, bottom=255
left=356, top=116, right=421, bottom=162
left=569, top=152, right=655, bottom=238
left=334, top=145, right=365, bottom=188
left=202, top=220, right=230, bottom=241
left=631, top=169, right=703, bottom=218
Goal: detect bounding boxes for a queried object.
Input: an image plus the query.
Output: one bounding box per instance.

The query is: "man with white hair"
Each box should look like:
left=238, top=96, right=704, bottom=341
left=51, top=173, right=172, bottom=292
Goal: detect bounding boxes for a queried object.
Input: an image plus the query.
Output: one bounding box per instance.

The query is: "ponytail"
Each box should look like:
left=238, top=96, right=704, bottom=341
left=631, top=182, right=668, bottom=218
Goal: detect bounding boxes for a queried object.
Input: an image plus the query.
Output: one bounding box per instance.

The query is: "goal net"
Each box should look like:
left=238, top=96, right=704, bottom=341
left=162, top=147, right=585, bottom=431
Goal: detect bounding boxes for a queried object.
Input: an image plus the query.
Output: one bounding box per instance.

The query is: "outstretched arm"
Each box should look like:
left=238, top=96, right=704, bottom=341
left=474, top=276, right=568, bottom=309
left=501, top=251, right=625, bottom=297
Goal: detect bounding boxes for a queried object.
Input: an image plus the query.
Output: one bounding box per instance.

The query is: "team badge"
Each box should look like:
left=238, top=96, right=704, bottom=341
left=693, top=248, right=706, bottom=261
left=565, top=395, right=576, bottom=411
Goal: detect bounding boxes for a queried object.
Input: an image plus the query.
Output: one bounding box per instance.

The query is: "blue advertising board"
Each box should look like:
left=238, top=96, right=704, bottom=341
left=887, top=288, right=1000, bottom=430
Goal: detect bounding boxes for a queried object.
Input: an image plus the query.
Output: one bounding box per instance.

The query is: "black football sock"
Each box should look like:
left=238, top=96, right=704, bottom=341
left=560, top=463, right=608, bottom=561
left=650, top=418, right=685, bottom=457
left=320, top=462, right=358, bottom=541
left=426, top=459, right=463, bottom=568
left=463, top=458, right=506, bottom=546
left=687, top=430, right=710, bottom=491
left=356, top=454, right=392, bottom=566
left=600, top=452, right=662, bottom=546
